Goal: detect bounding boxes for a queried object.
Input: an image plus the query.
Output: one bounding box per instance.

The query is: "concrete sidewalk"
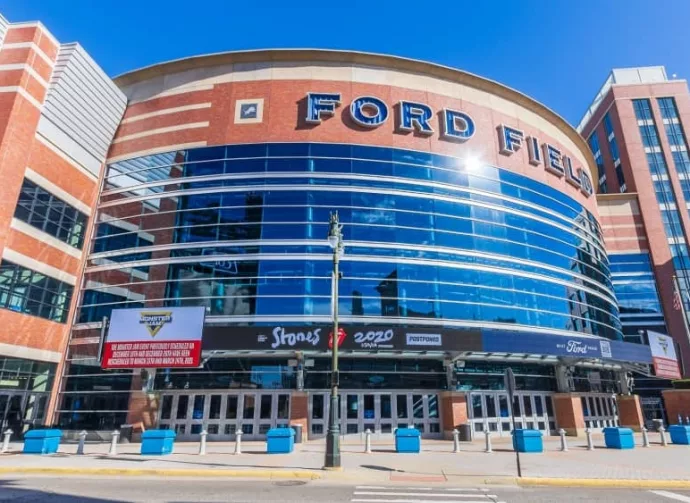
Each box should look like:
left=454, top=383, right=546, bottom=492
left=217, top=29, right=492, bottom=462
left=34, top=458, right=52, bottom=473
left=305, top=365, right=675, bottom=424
left=0, top=434, right=689, bottom=487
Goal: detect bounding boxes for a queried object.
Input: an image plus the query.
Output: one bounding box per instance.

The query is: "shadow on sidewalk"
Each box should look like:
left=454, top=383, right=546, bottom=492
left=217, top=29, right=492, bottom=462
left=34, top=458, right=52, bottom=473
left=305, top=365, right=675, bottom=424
left=0, top=479, right=125, bottom=502
left=360, top=464, right=404, bottom=473
left=91, top=454, right=319, bottom=471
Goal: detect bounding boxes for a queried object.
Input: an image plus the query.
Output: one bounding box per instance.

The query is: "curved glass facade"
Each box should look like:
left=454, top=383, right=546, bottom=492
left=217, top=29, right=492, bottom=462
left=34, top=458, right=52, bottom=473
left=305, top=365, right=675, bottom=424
left=79, top=143, right=622, bottom=341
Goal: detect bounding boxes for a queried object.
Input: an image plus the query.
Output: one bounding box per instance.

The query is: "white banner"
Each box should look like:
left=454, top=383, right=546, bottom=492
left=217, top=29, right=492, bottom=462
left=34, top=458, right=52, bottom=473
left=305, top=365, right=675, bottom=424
left=649, top=331, right=678, bottom=361
left=107, top=306, right=205, bottom=343
left=102, top=306, right=205, bottom=369
left=648, top=331, right=681, bottom=380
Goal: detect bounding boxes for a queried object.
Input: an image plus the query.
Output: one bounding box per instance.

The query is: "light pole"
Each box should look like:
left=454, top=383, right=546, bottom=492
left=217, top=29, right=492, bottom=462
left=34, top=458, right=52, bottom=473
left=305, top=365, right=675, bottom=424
left=324, top=211, right=344, bottom=469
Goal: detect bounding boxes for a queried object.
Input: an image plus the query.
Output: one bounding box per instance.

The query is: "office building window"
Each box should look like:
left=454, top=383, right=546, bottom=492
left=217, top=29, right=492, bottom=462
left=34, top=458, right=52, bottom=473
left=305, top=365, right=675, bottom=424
left=615, top=165, right=626, bottom=188
left=633, top=99, right=654, bottom=121
left=588, top=132, right=607, bottom=193
left=0, top=260, right=73, bottom=323
left=604, top=113, right=615, bottom=137
left=603, top=112, right=625, bottom=191
left=658, top=97, right=678, bottom=120
left=14, top=179, right=88, bottom=249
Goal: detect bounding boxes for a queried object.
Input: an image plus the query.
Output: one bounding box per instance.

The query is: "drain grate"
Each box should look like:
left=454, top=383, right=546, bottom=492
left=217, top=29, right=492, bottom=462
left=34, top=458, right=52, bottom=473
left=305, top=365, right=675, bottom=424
left=273, top=480, right=308, bottom=487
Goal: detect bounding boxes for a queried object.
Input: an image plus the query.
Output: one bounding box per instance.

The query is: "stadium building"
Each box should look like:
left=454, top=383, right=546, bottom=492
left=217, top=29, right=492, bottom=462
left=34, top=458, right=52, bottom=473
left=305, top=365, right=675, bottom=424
left=0, top=12, right=679, bottom=442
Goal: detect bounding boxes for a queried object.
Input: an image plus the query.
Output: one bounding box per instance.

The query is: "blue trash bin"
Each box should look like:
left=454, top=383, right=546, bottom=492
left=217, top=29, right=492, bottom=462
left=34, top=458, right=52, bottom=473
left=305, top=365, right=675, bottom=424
left=266, top=427, right=295, bottom=454
left=23, top=429, right=62, bottom=454
left=140, top=429, right=176, bottom=455
left=603, top=427, right=635, bottom=449
left=512, top=429, right=543, bottom=453
left=395, top=428, right=421, bottom=453
left=669, top=425, right=690, bottom=445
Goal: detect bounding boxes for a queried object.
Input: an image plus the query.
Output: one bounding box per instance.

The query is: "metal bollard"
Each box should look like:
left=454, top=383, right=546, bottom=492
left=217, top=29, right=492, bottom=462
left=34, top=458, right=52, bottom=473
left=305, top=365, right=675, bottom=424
left=1, top=429, right=12, bottom=453
left=484, top=430, right=492, bottom=453
left=76, top=430, right=87, bottom=455
left=558, top=428, right=568, bottom=452
left=452, top=428, right=460, bottom=453
left=198, top=429, right=207, bottom=456
left=234, top=430, right=243, bottom=455
left=642, top=427, right=649, bottom=448
left=585, top=428, right=594, bottom=451
left=108, top=430, right=120, bottom=456
left=364, top=428, right=372, bottom=454
left=660, top=426, right=668, bottom=447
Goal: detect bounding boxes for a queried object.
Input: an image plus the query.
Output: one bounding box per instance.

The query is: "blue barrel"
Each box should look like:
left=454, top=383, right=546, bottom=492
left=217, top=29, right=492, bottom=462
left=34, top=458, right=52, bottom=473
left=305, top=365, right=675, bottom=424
left=603, top=427, right=635, bottom=449
left=394, top=428, right=421, bottom=453
left=141, top=429, right=176, bottom=455
left=23, top=429, right=62, bottom=455
left=512, top=429, right=543, bottom=453
left=266, top=427, right=295, bottom=454
left=669, top=425, right=690, bottom=445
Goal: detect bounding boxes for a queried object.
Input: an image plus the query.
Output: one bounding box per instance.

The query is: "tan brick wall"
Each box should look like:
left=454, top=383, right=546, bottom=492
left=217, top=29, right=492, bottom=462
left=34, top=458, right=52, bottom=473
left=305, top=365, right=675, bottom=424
left=617, top=395, right=644, bottom=431
left=662, top=389, right=690, bottom=423
left=439, top=391, right=468, bottom=439
left=553, top=393, right=585, bottom=436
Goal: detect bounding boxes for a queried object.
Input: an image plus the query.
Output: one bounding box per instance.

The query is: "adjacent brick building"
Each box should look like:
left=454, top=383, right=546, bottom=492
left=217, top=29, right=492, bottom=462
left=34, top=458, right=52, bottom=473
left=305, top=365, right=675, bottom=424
left=0, top=14, right=125, bottom=437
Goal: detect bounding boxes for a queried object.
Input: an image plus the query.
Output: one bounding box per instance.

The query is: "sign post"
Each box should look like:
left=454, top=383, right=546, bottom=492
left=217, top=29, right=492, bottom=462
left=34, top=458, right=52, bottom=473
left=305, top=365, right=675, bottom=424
left=504, top=367, right=522, bottom=478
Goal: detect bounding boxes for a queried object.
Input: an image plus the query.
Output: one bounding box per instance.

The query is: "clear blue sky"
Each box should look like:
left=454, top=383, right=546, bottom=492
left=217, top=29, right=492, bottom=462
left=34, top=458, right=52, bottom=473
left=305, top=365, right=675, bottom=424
left=2, top=0, right=689, bottom=126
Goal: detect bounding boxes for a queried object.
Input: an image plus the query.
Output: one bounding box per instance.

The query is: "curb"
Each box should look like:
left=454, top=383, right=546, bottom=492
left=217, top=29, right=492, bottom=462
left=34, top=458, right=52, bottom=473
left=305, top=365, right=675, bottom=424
left=512, top=477, right=690, bottom=489
left=0, top=467, right=321, bottom=480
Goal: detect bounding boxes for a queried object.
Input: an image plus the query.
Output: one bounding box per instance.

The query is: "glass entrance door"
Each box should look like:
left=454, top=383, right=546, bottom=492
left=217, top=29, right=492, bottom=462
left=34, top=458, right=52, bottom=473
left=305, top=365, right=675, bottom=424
left=308, top=391, right=441, bottom=439
left=158, top=391, right=290, bottom=441
left=469, top=391, right=555, bottom=437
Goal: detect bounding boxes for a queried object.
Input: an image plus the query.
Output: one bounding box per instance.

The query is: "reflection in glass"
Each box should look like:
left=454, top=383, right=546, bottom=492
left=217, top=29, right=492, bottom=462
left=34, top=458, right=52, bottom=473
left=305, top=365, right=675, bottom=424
left=312, top=394, right=324, bottom=420
left=243, top=395, right=255, bottom=419
left=176, top=395, right=188, bottom=420
left=347, top=395, right=358, bottom=419
left=397, top=395, right=408, bottom=419
left=381, top=395, right=392, bottom=419
left=413, top=394, right=424, bottom=419
left=209, top=395, right=221, bottom=419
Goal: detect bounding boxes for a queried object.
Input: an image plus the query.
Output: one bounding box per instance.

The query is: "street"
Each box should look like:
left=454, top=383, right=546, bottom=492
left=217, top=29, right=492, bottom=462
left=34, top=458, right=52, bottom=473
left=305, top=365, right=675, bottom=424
left=0, top=477, right=689, bottom=503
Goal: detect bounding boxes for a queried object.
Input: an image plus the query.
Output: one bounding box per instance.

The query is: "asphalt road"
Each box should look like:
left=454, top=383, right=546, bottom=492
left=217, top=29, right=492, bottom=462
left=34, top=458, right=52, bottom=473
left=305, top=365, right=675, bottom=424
left=0, top=477, right=689, bottom=503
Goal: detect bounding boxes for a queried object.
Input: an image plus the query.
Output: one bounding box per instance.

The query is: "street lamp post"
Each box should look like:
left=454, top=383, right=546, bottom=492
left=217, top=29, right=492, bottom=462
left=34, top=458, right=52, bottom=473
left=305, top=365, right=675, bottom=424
left=324, top=211, right=344, bottom=469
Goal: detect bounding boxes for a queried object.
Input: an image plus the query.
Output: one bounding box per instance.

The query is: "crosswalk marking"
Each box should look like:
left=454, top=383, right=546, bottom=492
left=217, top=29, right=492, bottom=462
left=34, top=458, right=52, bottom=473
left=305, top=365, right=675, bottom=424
left=650, top=490, right=690, bottom=503
left=351, top=485, right=505, bottom=503
left=353, top=491, right=496, bottom=498
left=352, top=500, right=505, bottom=503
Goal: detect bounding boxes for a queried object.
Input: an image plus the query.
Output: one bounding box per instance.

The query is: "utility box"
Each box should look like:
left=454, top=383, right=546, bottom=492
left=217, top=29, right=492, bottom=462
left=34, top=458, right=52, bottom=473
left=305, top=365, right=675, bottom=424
left=140, top=429, right=176, bottom=456
left=669, top=425, right=690, bottom=445
left=266, top=428, right=295, bottom=454
left=512, top=429, right=543, bottom=453
left=394, top=428, right=421, bottom=453
left=291, top=424, right=303, bottom=444
left=603, top=427, right=635, bottom=449
left=23, top=429, right=62, bottom=455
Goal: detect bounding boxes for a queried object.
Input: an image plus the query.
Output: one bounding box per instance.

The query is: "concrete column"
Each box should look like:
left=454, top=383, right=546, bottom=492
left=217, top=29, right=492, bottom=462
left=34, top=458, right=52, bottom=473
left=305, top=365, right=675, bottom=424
left=662, top=389, right=690, bottom=423
left=553, top=393, right=585, bottom=436
left=290, top=391, right=309, bottom=442
left=440, top=391, right=468, bottom=440
left=555, top=364, right=573, bottom=393
left=617, top=394, right=644, bottom=431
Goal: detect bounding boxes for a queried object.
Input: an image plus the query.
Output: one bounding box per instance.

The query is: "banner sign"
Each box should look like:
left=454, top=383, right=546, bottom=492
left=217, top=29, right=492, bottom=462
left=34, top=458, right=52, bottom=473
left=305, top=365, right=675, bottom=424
left=102, top=307, right=205, bottom=369
left=481, top=330, right=652, bottom=364
left=202, top=324, right=483, bottom=353
left=201, top=323, right=652, bottom=364
left=648, top=331, right=681, bottom=379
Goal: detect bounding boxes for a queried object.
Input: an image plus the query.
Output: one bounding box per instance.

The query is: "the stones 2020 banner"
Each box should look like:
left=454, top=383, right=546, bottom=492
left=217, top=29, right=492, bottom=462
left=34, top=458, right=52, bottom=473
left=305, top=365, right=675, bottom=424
left=102, top=307, right=205, bottom=369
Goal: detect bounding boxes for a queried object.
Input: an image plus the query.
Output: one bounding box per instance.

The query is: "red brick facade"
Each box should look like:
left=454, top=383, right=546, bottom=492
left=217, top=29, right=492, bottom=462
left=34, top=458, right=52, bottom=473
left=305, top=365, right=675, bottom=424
left=581, top=78, right=690, bottom=374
